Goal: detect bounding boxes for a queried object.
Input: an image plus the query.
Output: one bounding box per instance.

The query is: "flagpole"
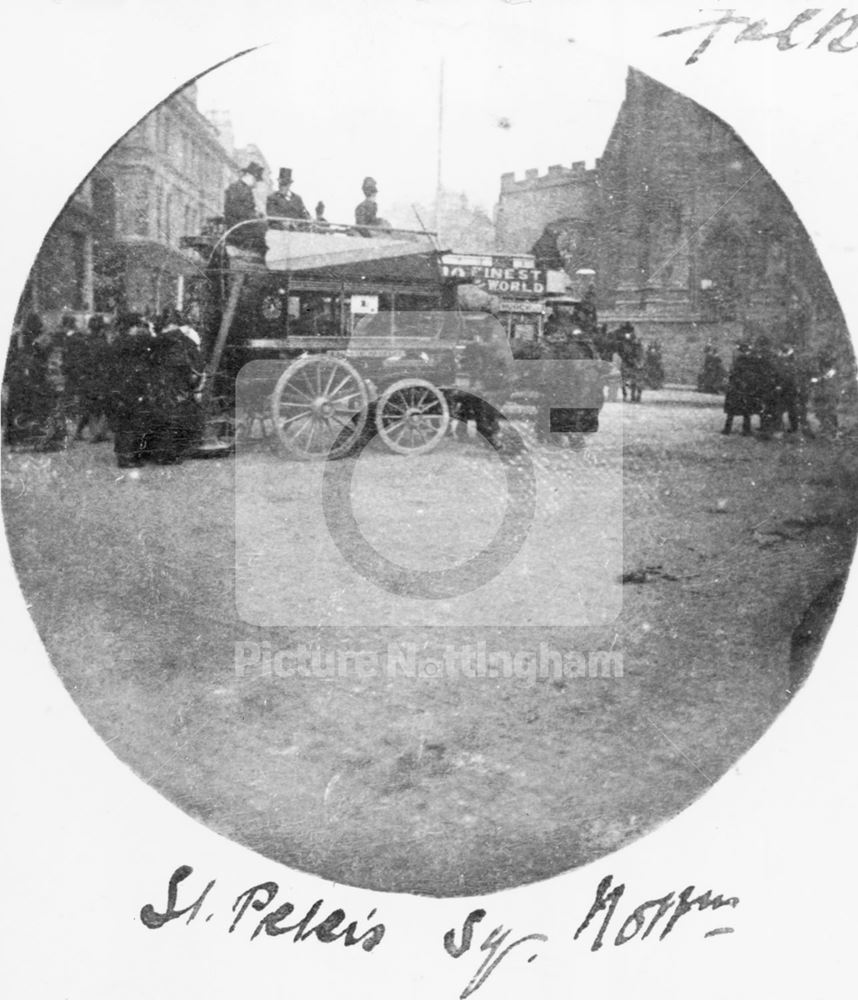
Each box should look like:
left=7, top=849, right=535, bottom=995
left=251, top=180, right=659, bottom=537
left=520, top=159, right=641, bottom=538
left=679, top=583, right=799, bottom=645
left=435, top=57, right=444, bottom=242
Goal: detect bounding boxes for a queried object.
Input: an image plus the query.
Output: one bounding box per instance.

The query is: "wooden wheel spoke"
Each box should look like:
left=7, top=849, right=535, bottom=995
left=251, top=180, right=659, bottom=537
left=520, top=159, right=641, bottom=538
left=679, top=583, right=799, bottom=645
left=279, top=408, right=314, bottom=428
left=301, top=416, right=321, bottom=452
left=332, top=390, right=364, bottom=409
left=287, top=380, right=316, bottom=403
left=322, top=364, right=339, bottom=396
left=325, top=411, right=352, bottom=432
left=327, top=373, right=355, bottom=399
left=390, top=421, right=413, bottom=443
left=286, top=412, right=314, bottom=441
left=385, top=415, right=410, bottom=435
left=411, top=420, right=431, bottom=444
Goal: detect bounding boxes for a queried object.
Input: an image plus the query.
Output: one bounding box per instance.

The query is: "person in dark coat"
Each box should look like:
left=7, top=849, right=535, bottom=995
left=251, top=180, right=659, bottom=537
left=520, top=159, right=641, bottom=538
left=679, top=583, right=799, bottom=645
left=753, top=337, right=782, bottom=438
left=616, top=323, right=644, bottom=402
left=773, top=344, right=814, bottom=435
left=145, top=320, right=204, bottom=463
left=223, top=162, right=266, bottom=253
left=107, top=312, right=156, bottom=468
left=697, top=344, right=727, bottom=394
left=3, top=312, right=56, bottom=447
left=644, top=341, right=664, bottom=389
left=266, top=167, right=310, bottom=226
left=61, top=314, right=87, bottom=429
left=27, top=317, right=67, bottom=450
left=722, top=343, right=759, bottom=435
left=63, top=313, right=110, bottom=441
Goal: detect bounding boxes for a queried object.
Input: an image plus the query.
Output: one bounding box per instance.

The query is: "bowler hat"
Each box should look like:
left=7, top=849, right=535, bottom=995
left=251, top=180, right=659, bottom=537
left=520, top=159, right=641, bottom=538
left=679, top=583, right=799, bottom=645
left=243, top=162, right=265, bottom=181
left=278, top=167, right=293, bottom=185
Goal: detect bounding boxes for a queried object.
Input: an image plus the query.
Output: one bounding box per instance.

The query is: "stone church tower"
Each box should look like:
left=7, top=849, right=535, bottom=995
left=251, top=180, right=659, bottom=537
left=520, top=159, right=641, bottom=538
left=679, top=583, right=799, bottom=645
left=496, top=68, right=846, bottom=382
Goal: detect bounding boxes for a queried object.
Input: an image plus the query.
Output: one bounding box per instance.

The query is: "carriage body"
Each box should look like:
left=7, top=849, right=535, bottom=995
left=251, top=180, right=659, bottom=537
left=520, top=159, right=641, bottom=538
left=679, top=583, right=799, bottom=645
left=183, top=219, right=468, bottom=456
left=183, top=218, right=607, bottom=457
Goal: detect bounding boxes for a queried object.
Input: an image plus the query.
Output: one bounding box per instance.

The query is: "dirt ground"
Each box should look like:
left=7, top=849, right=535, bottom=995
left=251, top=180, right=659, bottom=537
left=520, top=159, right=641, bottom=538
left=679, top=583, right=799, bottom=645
left=3, top=389, right=857, bottom=896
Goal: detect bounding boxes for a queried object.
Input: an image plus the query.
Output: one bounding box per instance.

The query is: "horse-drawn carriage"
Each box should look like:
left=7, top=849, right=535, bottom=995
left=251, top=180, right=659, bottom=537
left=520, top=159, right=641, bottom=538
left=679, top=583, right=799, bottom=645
left=182, top=217, right=607, bottom=458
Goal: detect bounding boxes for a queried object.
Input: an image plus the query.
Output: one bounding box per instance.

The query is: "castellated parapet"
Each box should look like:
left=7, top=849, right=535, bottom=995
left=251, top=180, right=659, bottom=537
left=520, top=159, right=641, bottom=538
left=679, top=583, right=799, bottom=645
left=500, top=160, right=600, bottom=193
left=495, top=161, right=600, bottom=254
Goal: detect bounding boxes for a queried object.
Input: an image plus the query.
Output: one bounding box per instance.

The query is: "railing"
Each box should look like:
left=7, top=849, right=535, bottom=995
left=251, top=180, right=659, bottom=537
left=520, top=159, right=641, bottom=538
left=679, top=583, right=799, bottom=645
left=181, top=216, right=439, bottom=268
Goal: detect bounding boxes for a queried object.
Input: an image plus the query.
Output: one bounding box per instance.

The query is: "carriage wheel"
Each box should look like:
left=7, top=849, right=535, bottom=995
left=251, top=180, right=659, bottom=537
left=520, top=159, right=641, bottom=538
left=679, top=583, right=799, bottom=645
left=271, top=355, right=369, bottom=460
left=374, top=379, right=450, bottom=455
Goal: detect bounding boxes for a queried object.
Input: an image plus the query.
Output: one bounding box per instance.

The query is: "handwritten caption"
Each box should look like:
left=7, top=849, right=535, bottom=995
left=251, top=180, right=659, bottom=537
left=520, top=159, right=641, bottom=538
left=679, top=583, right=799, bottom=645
left=140, top=865, right=739, bottom=998
left=660, top=7, right=858, bottom=63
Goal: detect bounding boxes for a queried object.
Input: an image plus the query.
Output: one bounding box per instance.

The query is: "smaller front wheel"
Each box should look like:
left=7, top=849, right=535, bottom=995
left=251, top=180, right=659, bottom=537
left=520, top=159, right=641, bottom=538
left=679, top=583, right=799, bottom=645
left=374, top=379, right=450, bottom=455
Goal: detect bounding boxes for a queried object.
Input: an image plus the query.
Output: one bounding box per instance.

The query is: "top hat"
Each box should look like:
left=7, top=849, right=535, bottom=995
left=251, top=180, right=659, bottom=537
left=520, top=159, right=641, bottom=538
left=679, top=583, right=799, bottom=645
left=362, top=176, right=378, bottom=195
left=278, top=167, right=293, bottom=185
left=243, top=162, right=265, bottom=181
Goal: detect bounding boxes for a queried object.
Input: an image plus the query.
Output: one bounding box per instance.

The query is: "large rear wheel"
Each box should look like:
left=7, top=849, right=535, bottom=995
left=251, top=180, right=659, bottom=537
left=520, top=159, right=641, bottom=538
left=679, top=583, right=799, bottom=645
left=271, top=355, right=369, bottom=460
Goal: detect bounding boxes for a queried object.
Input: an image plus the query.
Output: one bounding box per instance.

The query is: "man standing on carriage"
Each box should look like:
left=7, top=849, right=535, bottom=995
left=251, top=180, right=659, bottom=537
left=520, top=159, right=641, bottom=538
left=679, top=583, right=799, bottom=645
left=266, top=167, right=310, bottom=227
left=354, top=176, right=391, bottom=231
left=223, top=161, right=267, bottom=253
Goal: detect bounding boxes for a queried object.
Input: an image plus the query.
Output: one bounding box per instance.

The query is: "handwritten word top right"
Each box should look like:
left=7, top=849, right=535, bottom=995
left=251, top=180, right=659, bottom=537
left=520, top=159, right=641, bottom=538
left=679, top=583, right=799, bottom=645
left=660, top=8, right=858, bottom=64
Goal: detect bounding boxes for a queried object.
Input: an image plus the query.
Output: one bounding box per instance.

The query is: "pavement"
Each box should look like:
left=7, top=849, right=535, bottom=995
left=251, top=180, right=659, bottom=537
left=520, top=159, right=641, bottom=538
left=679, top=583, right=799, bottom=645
left=3, top=388, right=856, bottom=895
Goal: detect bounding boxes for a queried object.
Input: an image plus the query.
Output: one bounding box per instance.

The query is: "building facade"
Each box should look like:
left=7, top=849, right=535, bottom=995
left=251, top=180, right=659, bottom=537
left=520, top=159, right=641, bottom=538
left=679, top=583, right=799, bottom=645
left=495, top=69, right=847, bottom=382
left=594, top=69, right=843, bottom=381
left=19, top=181, right=95, bottom=330
left=88, top=82, right=243, bottom=316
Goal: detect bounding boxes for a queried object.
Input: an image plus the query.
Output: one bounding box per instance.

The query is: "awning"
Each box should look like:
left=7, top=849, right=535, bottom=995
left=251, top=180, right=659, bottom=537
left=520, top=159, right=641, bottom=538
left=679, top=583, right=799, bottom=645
left=114, top=237, right=204, bottom=277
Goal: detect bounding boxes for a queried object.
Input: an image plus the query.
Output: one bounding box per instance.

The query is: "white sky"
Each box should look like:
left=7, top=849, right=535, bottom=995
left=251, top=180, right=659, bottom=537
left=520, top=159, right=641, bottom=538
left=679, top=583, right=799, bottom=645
left=195, top=5, right=627, bottom=227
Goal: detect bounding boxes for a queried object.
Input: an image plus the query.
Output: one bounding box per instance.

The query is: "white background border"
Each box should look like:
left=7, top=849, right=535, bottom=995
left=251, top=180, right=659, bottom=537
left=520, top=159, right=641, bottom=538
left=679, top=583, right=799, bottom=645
left=1, top=2, right=856, bottom=997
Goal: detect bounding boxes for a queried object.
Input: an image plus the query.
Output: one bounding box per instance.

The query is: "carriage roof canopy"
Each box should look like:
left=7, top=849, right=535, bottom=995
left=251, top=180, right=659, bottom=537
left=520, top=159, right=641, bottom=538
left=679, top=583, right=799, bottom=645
left=264, top=225, right=440, bottom=275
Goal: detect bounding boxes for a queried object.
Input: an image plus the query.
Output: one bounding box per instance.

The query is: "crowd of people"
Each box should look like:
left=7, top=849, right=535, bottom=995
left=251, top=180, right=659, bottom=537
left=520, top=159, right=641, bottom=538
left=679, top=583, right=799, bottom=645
left=720, top=338, right=841, bottom=438
left=3, top=309, right=205, bottom=467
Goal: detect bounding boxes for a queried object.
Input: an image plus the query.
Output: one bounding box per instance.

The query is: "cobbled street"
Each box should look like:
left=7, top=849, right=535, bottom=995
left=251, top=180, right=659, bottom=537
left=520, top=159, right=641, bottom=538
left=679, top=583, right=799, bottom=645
left=4, top=390, right=856, bottom=895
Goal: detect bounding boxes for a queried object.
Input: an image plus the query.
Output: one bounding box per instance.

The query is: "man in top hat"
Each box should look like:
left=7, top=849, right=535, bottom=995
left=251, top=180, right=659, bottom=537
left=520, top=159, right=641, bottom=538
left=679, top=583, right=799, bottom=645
left=266, top=167, right=310, bottom=227
left=223, top=161, right=266, bottom=252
